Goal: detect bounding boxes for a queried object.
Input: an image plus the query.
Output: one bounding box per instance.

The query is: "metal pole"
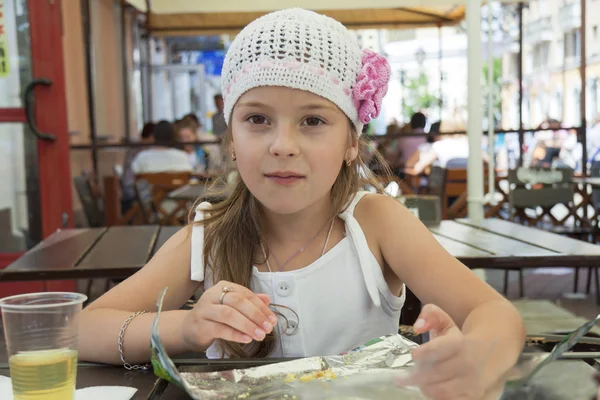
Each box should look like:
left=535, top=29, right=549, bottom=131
left=400, top=70, right=405, bottom=123
left=580, top=0, right=587, bottom=175
left=121, top=4, right=131, bottom=142
left=518, top=2, right=524, bottom=167
left=144, top=0, right=153, bottom=122
left=467, top=0, right=484, bottom=221
left=487, top=2, right=496, bottom=204
left=438, top=23, right=443, bottom=122
left=81, top=0, right=99, bottom=180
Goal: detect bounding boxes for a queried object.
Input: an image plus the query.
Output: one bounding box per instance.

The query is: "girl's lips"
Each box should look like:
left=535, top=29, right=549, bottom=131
left=264, top=174, right=305, bottom=185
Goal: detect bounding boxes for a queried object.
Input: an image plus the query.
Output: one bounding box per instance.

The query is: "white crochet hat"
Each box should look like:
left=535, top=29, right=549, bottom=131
left=221, top=8, right=390, bottom=136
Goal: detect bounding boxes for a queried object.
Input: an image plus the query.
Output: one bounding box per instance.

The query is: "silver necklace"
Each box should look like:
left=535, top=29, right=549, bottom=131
left=260, top=218, right=335, bottom=272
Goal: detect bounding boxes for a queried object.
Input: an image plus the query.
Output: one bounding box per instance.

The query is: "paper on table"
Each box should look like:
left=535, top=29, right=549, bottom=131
left=0, top=375, right=137, bottom=400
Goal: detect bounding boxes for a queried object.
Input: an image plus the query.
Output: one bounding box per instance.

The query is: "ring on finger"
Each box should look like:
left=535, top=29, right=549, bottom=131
left=219, top=286, right=234, bottom=305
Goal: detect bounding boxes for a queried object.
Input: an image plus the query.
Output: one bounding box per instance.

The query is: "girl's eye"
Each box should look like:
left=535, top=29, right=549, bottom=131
left=303, top=117, right=325, bottom=127
left=247, top=115, right=268, bottom=125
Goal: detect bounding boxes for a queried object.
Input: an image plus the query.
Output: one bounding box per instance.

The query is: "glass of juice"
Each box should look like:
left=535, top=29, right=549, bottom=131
left=0, top=292, right=87, bottom=400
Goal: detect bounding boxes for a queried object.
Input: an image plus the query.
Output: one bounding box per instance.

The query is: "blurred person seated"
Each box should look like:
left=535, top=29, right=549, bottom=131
left=528, top=118, right=570, bottom=168
left=183, top=112, right=201, bottom=126
left=361, top=127, right=388, bottom=176
left=587, top=115, right=600, bottom=166
left=197, top=127, right=225, bottom=174
left=131, top=120, right=192, bottom=174
left=386, top=112, right=430, bottom=175
left=121, top=122, right=155, bottom=213
left=211, top=94, right=227, bottom=136
left=178, top=115, right=224, bottom=174
left=409, top=112, right=427, bottom=134
left=429, top=121, right=441, bottom=134
left=175, top=118, right=201, bottom=168
left=410, top=133, right=487, bottom=175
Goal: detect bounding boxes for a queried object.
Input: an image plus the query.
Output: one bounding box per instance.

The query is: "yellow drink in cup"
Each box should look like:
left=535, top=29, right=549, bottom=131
left=0, top=292, right=87, bottom=400
left=9, top=349, right=78, bottom=400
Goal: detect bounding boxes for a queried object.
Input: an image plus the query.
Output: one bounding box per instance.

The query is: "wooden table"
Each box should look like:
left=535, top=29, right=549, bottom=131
left=0, top=348, right=598, bottom=399
left=5, top=219, right=600, bottom=292
left=435, top=218, right=600, bottom=300
left=0, top=226, right=180, bottom=281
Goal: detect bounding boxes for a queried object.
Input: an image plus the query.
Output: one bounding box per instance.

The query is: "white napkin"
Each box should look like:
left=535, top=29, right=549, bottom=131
left=0, top=375, right=137, bottom=399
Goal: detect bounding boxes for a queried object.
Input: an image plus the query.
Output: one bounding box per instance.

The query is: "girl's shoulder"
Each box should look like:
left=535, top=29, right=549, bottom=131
left=352, top=193, right=419, bottom=241
left=353, top=192, right=402, bottom=216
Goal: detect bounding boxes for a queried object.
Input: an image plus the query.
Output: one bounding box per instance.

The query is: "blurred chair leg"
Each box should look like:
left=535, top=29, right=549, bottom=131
left=594, top=267, right=600, bottom=305
left=573, top=267, right=580, bottom=292
left=85, top=279, right=93, bottom=301
left=503, top=271, right=509, bottom=296
left=518, top=269, right=524, bottom=298
left=586, top=267, right=593, bottom=294
left=105, top=279, right=112, bottom=293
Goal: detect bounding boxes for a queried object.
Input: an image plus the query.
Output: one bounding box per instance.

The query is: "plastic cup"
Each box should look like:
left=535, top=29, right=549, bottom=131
left=0, top=292, right=87, bottom=400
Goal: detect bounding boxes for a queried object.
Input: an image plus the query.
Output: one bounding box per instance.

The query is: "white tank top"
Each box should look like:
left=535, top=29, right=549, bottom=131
left=190, top=191, right=405, bottom=358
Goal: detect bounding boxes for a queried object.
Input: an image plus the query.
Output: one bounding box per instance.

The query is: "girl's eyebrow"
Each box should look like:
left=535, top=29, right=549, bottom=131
left=299, top=103, right=338, bottom=112
left=236, top=101, right=337, bottom=112
left=236, top=101, right=273, bottom=110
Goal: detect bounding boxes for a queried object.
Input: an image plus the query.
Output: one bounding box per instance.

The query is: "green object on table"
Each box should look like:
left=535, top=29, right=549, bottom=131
left=150, top=287, right=188, bottom=388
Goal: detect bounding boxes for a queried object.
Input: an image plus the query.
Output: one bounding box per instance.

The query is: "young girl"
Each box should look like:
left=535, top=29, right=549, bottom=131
left=80, top=9, right=525, bottom=399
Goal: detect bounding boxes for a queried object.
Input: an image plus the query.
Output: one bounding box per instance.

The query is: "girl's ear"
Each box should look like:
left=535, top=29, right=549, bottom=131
left=228, top=141, right=237, bottom=161
left=346, top=134, right=359, bottom=162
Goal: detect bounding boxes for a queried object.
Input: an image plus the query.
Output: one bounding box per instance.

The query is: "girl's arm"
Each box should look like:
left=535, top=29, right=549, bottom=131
left=412, top=149, right=438, bottom=174
left=79, top=225, right=278, bottom=365
left=358, top=195, right=525, bottom=390
left=79, top=226, right=200, bottom=364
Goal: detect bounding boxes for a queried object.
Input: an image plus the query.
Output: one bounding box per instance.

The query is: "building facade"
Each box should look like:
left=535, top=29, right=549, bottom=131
left=501, top=0, right=600, bottom=130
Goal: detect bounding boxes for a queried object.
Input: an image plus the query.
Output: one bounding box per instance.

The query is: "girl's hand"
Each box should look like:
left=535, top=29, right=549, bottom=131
left=180, top=280, right=279, bottom=352
left=398, top=304, right=491, bottom=400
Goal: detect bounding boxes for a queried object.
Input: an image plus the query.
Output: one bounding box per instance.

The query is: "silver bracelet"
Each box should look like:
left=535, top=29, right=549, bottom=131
left=118, top=310, right=151, bottom=371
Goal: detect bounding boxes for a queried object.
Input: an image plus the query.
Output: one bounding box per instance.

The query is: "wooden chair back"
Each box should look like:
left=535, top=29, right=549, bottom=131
left=429, top=165, right=488, bottom=219
left=133, top=179, right=159, bottom=225
left=508, top=167, right=574, bottom=225
left=508, top=167, right=574, bottom=208
left=74, top=172, right=105, bottom=227
left=135, top=172, right=191, bottom=225
left=445, top=168, right=468, bottom=198
left=136, top=172, right=190, bottom=191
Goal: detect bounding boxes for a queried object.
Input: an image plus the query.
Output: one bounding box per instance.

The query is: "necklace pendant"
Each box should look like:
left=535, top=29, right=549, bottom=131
left=299, top=247, right=304, bottom=252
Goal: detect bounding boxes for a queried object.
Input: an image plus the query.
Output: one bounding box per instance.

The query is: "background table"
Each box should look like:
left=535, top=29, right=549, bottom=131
left=0, top=226, right=179, bottom=281
left=5, top=219, right=600, bottom=289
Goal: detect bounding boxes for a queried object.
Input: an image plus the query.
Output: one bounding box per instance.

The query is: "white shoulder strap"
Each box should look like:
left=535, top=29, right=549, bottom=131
left=344, top=191, right=370, bottom=215
left=190, top=201, right=212, bottom=282
left=339, top=192, right=381, bottom=307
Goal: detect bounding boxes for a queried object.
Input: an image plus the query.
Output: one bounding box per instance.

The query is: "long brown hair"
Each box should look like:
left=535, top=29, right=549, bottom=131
left=192, top=123, right=392, bottom=358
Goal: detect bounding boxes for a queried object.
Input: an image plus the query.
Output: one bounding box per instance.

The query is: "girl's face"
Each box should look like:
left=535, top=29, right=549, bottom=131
left=231, top=86, right=358, bottom=215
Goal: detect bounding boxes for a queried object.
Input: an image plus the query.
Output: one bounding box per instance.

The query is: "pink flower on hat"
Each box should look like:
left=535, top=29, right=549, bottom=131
left=352, top=49, right=391, bottom=124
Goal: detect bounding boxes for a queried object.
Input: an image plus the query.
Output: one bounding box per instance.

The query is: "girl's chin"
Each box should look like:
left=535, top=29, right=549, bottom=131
left=258, top=199, right=309, bottom=216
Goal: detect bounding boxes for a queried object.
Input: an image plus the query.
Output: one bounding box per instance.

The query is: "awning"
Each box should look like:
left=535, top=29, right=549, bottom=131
left=125, top=1, right=466, bottom=36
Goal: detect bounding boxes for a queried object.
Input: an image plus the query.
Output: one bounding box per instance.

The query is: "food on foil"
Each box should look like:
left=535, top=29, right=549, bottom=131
left=151, top=287, right=420, bottom=399
left=285, top=369, right=338, bottom=383
left=150, top=288, right=600, bottom=400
